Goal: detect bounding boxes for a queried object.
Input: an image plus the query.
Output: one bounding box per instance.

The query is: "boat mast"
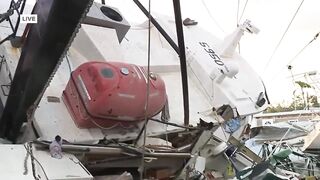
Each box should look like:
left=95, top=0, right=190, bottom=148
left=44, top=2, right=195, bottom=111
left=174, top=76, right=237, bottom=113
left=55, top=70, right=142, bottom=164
left=133, top=0, right=190, bottom=126
left=172, top=0, right=189, bottom=126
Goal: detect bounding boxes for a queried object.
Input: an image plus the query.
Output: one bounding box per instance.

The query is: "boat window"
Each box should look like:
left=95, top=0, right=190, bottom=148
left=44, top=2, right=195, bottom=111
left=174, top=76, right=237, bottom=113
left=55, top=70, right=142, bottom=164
left=101, top=68, right=113, bottom=78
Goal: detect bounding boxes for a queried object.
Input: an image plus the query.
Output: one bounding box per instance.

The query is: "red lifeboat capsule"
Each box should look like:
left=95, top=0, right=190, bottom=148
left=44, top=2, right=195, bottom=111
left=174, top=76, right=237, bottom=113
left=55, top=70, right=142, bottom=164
left=62, top=61, right=167, bottom=128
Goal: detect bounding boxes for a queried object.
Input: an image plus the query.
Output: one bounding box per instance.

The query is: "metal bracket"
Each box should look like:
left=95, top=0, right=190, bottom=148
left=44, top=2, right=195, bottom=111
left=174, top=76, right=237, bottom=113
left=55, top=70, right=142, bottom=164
left=1, top=84, right=11, bottom=96
left=0, top=56, right=12, bottom=96
left=0, top=0, right=27, bottom=46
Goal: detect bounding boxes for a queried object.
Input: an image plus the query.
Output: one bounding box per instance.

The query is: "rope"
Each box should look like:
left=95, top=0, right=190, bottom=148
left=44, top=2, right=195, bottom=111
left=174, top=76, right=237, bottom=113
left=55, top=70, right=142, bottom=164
left=263, top=0, right=305, bottom=74
left=23, top=145, right=30, bottom=175
left=23, top=142, right=49, bottom=180
left=88, top=117, right=122, bottom=130
left=139, top=0, right=152, bottom=178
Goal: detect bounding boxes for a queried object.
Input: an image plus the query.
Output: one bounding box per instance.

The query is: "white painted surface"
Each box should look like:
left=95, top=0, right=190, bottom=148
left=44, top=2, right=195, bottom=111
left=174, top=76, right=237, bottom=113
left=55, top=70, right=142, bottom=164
left=119, top=25, right=180, bottom=68
left=32, top=146, right=93, bottom=180
left=34, top=97, right=105, bottom=144
left=72, top=24, right=123, bottom=61
left=0, top=144, right=93, bottom=180
left=159, top=71, right=214, bottom=125
left=0, top=145, right=34, bottom=180
left=34, top=55, right=105, bottom=144
left=182, top=22, right=268, bottom=116
left=195, top=156, right=206, bottom=172
left=302, top=122, right=320, bottom=150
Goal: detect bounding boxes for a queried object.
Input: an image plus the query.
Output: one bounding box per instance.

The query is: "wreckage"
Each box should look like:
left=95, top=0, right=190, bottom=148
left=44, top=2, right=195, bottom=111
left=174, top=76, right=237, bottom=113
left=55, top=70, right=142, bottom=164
left=0, top=0, right=318, bottom=179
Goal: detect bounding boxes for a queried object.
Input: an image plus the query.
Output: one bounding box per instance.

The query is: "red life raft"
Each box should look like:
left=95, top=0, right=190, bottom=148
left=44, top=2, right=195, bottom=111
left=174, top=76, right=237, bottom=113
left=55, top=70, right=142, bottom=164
left=62, top=61, right=167, bottom=128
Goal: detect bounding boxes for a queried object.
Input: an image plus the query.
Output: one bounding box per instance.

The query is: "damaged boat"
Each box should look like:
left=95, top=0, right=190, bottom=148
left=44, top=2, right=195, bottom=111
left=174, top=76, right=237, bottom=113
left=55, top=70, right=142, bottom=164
left=0, top=0, right=315, bottom=179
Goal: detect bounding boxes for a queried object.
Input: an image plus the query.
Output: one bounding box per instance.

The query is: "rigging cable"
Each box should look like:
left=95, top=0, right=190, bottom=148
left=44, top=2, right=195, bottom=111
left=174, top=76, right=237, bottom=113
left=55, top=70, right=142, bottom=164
left=269, top=31, right=320, bottom=81
left=238, top=0, right=249, bottom=24
left=237, top=0, right=249, bottom=25
left=288, top=32, right=319, bottom=65
left=237, top=0, right=240, bottom=26
left=139, top=0, right=152, bottom=178
left=236, top=0, right=249, bottom=53
left=201, top=0, right=225, bottom=33
left=263, top=0, right=305, bottom=74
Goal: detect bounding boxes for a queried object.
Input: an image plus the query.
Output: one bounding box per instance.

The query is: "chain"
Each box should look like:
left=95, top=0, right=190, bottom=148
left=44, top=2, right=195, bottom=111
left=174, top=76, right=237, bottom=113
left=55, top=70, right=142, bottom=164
left=28, top=0, right=94, bottom=117
left=0, top=0, right=24, bottom=22
left=43, top=0, right=94, bottom=89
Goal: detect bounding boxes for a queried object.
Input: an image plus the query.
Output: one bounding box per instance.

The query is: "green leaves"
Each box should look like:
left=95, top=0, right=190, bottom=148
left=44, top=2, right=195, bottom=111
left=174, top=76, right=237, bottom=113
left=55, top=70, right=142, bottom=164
left=295, top=81, right=312, bottom=88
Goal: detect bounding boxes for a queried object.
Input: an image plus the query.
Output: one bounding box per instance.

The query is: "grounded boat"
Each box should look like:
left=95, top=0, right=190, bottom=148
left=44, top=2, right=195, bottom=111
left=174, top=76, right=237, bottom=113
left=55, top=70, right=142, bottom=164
left=0, top=0, right=318, bottom=179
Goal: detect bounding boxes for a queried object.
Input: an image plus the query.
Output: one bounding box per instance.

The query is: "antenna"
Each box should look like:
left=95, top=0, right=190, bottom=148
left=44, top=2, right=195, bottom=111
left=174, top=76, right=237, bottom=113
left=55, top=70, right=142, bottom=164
left=220, top=19, right=259, bottom=58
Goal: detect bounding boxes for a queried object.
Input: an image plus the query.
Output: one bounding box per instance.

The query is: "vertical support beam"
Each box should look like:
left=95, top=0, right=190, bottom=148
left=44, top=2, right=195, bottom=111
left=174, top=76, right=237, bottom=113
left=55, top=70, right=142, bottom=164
left=0, top=0, right=93, bottom=141
left=132, top=0, right=180, bottom=55
left=172, top=0, right=189, bottom=126
left=133, top=0, right=189, bottom=126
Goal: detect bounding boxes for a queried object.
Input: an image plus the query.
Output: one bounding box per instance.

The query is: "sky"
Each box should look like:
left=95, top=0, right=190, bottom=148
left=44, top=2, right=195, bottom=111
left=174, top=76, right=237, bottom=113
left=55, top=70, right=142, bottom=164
left=24, top=0, right=320, bottom=105
left=106, top=0, right=320, bottom=105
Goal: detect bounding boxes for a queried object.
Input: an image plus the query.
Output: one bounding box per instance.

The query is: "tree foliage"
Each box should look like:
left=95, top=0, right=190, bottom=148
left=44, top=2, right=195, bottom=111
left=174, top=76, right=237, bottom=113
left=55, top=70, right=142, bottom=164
left=265, top=81, right=318, bottom=113
left=265, top=95, right=319, bottom=113
left=310, top=95, right=320, bottom=107
left=295, top=81, right=312, bottom=89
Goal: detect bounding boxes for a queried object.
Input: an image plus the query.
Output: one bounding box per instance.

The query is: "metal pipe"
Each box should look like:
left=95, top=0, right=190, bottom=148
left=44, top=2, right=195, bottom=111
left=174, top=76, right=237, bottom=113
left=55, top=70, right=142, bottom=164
left=34, top=142, right=124, bottom=154
left=172, top=0, right=189, bottom=126
left=34, top=141, right=191, bottom=157
left=149, top=118, right=198, bottom=130
left=132, top=0, right=180, bottom=55
left=145, top=152, right=192, bottom=158
left=177, top=143, right=192, bottom=152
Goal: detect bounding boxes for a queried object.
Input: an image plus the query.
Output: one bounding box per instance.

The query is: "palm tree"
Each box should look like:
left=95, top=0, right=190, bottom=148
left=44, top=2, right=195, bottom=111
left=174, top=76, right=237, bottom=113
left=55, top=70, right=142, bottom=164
left=295, top=81, right=312, bottom=109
